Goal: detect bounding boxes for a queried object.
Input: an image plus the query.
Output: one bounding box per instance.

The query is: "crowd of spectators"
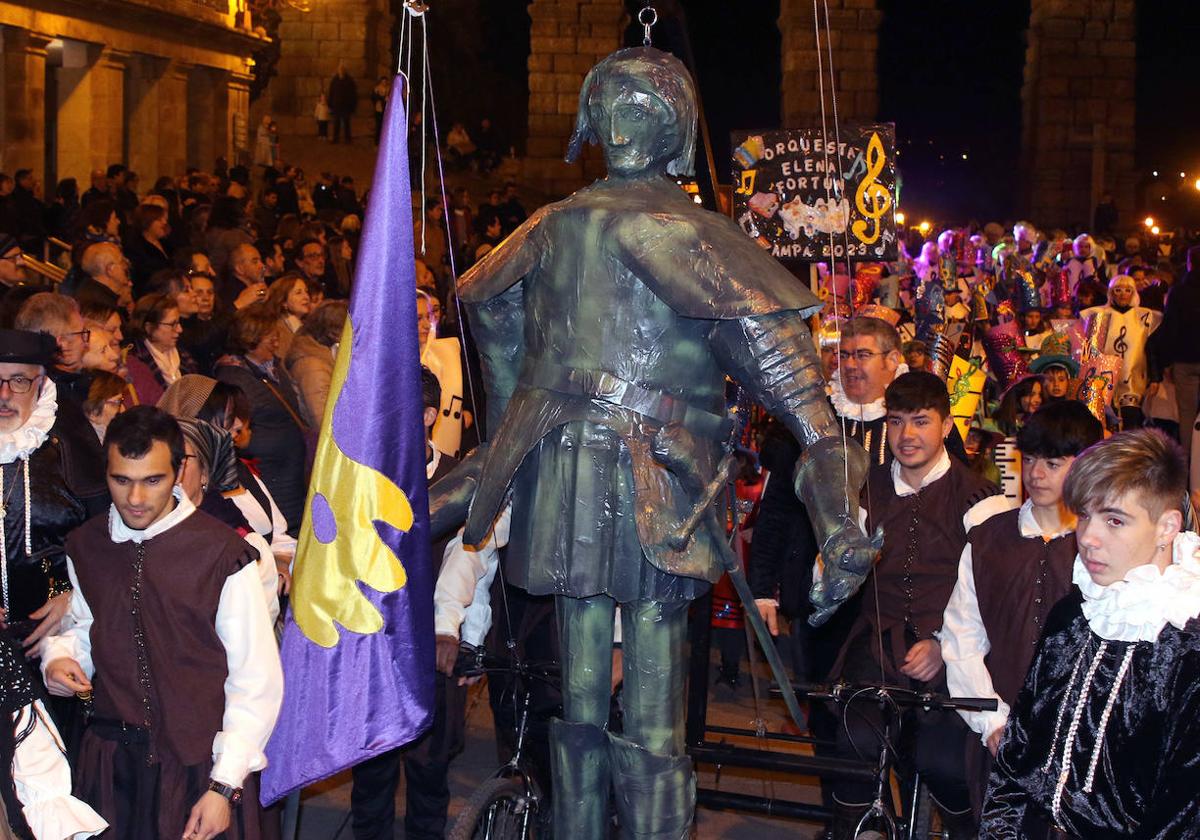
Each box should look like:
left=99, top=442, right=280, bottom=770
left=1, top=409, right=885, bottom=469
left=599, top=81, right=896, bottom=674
left=4, top=137, right=1200, bottom=839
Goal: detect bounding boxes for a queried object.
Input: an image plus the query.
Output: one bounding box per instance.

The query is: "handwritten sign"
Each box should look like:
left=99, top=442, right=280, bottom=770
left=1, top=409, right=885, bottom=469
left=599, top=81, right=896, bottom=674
left=731, top=125, right=898, bottom=262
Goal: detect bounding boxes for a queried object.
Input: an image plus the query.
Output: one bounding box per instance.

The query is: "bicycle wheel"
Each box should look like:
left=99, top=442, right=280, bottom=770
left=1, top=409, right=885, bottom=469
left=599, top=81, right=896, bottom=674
left=449, top=776, right=541, bottom=840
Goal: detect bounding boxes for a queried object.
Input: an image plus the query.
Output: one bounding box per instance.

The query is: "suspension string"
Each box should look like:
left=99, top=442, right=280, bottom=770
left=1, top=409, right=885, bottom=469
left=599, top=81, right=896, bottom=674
left=418, top=13, right=482, bottom=464
left=814, top=0, right=883, bottom=686
left=821, top=0, right=858, bottom=306
left=811, top=0, right=851, bottom=524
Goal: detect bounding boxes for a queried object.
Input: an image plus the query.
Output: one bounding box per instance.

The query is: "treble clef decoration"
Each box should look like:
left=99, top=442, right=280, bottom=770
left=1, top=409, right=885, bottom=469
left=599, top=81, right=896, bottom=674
left=1113, top=325, right=1128, bottom=357
left=850, top=131, right=891, bottom=246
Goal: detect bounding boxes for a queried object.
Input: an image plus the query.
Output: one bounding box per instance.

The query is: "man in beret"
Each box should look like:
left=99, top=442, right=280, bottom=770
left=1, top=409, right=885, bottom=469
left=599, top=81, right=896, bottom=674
left=0, top=329, right=108, bottom=654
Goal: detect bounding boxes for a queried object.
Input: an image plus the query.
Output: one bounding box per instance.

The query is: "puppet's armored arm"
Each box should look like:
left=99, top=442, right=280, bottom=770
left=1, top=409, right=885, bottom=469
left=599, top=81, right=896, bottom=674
left=710, top=312, right=879, bottom=625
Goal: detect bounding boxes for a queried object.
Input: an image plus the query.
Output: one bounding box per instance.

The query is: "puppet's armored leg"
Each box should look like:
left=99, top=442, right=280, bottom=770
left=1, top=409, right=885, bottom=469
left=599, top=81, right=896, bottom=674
left=550, top=719, right=611, bottom=838
left=610, top=599, right=694, bottom=840
left=608, top=735, right=695, bottom=840
left=553, top=595, right=617, bottom=838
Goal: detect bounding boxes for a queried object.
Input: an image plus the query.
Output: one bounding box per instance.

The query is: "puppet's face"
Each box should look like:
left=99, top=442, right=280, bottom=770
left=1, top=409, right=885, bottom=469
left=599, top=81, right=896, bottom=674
left=588, top=77, right=677, bottom=178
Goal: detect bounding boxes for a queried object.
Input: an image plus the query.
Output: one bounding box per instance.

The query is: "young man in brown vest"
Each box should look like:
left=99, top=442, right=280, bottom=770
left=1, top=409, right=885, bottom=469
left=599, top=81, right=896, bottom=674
left=941, top=401, right=1103, bottom=815
left=828, top=371, right=1011, bottom=839
left=41, top=406, right=283, bottom=840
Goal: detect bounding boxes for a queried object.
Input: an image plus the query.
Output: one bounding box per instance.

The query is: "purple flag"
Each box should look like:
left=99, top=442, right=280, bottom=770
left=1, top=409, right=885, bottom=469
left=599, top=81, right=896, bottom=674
left=261, top=74, right=433, bottom=804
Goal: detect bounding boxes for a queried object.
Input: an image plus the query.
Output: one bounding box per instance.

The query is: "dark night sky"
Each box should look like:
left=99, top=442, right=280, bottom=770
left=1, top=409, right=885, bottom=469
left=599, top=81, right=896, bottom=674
left=469, top=1, right=1200, bottom=222
left=619, top=0, right=1200, bottom=223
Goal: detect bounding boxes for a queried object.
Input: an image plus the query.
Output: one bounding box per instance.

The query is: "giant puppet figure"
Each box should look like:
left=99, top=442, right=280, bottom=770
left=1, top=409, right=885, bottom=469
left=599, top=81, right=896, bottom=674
left=429, top=47, right=876, bottom=838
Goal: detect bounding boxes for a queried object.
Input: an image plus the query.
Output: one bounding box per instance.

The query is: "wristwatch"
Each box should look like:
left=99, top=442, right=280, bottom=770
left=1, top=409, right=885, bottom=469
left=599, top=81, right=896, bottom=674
left=207, top=780, right=243, bottom=805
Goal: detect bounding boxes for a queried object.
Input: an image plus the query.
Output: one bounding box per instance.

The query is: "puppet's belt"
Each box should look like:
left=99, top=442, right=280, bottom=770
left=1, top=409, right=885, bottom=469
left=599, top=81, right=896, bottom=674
left=521, top=359, right=732, bottom=441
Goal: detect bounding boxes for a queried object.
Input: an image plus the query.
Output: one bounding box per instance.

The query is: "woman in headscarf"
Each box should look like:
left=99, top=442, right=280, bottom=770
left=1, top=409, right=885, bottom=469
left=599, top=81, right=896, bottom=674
left=157, top=375, right=295, bottom=575
left=174, top=417, right=281, bottom=622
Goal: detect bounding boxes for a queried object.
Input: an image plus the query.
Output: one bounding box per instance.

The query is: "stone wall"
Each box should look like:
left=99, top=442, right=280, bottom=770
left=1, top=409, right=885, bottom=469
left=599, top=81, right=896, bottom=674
left=262, top=0, right=393, bottom=139
left=778, top=0, right=880, bottom=130
left=0, top=0, right=260, bottom=185
left=1020, top=0, right=1137, bottom=228
left=523, top=0, right=625, bottom=197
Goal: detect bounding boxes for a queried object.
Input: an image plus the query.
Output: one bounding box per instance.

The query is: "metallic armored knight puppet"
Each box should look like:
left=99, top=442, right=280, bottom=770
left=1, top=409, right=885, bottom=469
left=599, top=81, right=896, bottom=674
left=429, top=47, right=875, bottom=839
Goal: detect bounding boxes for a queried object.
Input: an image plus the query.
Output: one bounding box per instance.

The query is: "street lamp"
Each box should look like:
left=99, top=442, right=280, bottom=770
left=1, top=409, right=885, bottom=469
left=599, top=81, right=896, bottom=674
left=918, top=221, right=931, bottom=234
left=1151, top=225, right=1161, bottom=235
left=1144, top=217, right=1154, bottom=227
left=896, top=211, right=906, bottom=225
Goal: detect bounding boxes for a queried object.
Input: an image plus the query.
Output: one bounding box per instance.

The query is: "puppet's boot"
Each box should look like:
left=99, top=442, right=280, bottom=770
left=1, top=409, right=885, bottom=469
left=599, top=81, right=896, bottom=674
left=608, top=733, right=696, bottom=840
left=550, top=718, right=611, bottom=840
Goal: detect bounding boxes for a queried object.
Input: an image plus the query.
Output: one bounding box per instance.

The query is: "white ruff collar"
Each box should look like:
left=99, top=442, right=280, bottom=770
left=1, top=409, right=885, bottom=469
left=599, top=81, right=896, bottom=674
left=1074, top=531, right=1200, bottom=642
left=830, top=363, right=908, bottom=422
left=0, top=378, right=58, bottom=465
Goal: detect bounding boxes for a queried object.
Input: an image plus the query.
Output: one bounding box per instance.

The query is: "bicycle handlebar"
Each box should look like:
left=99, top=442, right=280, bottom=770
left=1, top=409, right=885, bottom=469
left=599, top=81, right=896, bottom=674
left=452, top=643, right=560, bottom=682
left=788, top=681, right=999, bottom=713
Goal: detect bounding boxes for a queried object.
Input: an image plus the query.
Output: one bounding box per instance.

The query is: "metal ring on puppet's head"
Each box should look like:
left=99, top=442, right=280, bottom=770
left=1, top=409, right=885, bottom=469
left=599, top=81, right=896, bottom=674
left=565, top=47, right=697, bottom=178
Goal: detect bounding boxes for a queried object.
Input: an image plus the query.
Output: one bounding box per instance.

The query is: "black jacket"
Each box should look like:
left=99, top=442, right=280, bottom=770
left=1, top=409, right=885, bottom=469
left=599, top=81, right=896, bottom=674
left=215, top=355, right=310, bottom=537
left=3, top=411, right=109, bottom=625
left=1152, top=270, right=1200, bottom=366
left=328, top=73, right=358, bottom=116
left=983, top=594, right=1200, bottom=838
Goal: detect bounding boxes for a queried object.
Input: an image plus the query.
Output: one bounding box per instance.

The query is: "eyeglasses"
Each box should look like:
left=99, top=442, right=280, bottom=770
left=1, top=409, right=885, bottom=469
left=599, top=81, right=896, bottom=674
left=0, top=252, right=21, bottom=264
left=838, top=349, right=888, bottom=363
left=156, top=319, right=182, bottom=330
left=104, top=397, right=125, bottom=410
left=0, top=374, right=42, bottom=394
left=187, top=269, right=216, bottom=280
left=61, top=329, right=91, bottom=344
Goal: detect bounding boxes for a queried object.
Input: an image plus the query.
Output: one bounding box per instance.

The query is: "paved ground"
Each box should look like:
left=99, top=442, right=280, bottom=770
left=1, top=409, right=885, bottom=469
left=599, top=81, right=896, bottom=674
left=292, top=644, right=825, bottom=839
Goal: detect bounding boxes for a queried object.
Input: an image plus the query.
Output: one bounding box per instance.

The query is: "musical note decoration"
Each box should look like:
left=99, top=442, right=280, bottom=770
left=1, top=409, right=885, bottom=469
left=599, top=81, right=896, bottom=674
left=850, top=131, right=891, bottom=247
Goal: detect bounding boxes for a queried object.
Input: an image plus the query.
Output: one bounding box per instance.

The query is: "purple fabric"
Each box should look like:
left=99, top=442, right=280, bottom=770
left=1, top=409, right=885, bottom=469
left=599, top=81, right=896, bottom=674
left=261, top=76, right=434, bottom=805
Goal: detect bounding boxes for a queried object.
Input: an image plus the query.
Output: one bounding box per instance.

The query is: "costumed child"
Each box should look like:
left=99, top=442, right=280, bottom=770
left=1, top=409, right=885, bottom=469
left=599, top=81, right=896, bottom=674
left=982, top=428, right=1200, bottom=838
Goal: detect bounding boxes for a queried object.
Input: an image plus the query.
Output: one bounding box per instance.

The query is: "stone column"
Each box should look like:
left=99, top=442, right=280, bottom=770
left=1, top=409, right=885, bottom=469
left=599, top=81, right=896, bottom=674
left=55, top=39, right=104, bottom=184
left=778, top=0, right=880, bottom=129
left=187, top=66, right=220, bottom=169
left=126, top=55, right=169, bottom=183
left=1020, top=0, right=1136, bottom=229
left=158, top=63, right=191, bottom=178
left=227, top=71, right=253, bottom=166
left=524, top=0, right=625, bottom=197
left=0, top=27, right=51, bottom=176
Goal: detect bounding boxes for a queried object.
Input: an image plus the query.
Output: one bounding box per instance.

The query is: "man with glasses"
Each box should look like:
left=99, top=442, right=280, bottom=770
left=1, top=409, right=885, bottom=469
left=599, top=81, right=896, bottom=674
left=291, top=237, right=328, bottom=296
left=753, top=316, right=911, bottom=669
left=749, top=314, right=971, bottom=832
left=15, top=292, right=93, bottom=407
left=0, top=328, right=108, bottom=658
left=0, top=234, right=25, bottom=288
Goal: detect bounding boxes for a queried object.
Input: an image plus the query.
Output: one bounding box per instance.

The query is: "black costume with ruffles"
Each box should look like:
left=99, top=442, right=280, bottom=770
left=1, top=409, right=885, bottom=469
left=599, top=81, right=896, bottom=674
left=982, top=591, right=1200, bottom=839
